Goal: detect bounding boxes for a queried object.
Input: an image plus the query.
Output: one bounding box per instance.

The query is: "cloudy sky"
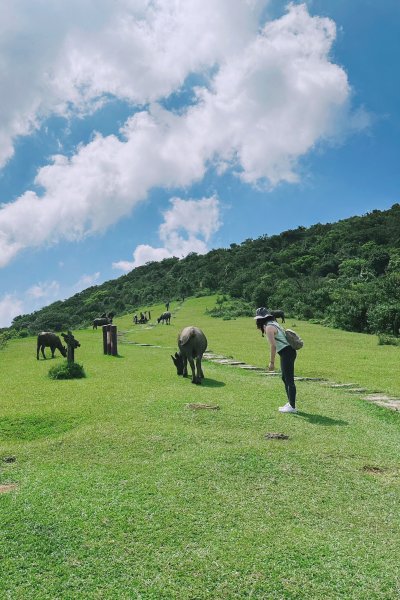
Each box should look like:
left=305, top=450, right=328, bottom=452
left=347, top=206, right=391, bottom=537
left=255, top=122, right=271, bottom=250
left=0, top=0, right=399, bottom=326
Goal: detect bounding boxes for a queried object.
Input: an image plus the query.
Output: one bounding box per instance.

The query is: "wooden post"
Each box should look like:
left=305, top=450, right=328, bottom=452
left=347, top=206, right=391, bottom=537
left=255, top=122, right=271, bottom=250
left=102, top=325, right=108, bottom=355
left=61, top=331, right=80, bottom=364
left=110, top=325, right=118, bottom=356
left=106, top=324, right=112, bottom=355
left=102, top=324, right=117, bottom=356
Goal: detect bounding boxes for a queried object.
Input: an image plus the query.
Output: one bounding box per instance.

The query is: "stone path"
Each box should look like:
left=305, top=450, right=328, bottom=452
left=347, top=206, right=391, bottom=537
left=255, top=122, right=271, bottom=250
left=203, top=351, right=324, bottom=382
left=203, top=351, right=400, bottom=413
left=119, top=338, right=400, bottom=413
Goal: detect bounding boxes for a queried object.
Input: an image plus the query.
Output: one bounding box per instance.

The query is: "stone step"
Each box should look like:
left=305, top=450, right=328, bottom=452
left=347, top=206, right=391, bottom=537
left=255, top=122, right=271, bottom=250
left=370, top=400, right=400, bottom=411
left=186, top=403, right=220, bottom=411
left=213, top=359, right=246, bottom=365
left=364, top=393, right=400, bottom=403
left=259, top=372, right=281, bottom=376
left=324, top=383, right=358, bottom=388
left=294, top=377, right=325, bottom=382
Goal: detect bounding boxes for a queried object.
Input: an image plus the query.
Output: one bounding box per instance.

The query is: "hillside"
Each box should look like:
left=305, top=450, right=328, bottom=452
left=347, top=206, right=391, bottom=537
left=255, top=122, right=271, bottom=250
left=9, top=203, right=400, bottom=337
left=1, top=297, right=400, bottom=598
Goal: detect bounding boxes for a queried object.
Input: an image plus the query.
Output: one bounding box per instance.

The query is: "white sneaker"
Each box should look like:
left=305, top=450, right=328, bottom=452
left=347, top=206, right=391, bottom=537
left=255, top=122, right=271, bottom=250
left=278, top=403, right=297, bottom=413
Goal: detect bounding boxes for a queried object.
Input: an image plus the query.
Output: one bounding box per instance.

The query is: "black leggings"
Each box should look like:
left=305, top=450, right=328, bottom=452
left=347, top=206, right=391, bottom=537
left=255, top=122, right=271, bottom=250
left=279, top=345, right=297, bottom=408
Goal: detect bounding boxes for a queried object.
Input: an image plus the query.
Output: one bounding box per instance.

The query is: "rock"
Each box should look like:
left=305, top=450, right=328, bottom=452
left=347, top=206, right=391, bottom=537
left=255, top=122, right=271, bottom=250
left=2, top=456, right=16, bottom=463
left=265, top=432, right=289, bottom=440
left=186, top=403, right=220, bottom=410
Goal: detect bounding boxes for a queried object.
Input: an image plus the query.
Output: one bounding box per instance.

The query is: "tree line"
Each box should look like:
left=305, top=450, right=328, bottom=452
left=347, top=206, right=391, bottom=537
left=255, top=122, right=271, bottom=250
left=7, top=203, right=400, bottom=338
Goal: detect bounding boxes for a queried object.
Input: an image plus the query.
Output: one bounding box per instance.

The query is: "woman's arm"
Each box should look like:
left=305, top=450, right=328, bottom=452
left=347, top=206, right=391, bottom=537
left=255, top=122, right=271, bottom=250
left=265, top=325, right=277, bottom=371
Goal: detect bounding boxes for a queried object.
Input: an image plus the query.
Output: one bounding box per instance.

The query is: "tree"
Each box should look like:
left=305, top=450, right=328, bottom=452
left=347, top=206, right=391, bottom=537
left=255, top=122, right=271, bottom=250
left=368, top=303, right=400, bottom=336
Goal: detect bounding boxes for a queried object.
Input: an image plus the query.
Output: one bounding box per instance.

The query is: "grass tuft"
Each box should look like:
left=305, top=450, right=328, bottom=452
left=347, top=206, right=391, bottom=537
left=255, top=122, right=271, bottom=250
left=48, top=361, right=86, bottom=380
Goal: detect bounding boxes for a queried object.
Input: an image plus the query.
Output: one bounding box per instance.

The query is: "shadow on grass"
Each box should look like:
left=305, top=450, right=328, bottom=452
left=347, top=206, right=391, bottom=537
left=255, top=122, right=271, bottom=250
left=296, top=411, right=348, bottom=426
left=201, top=378, right=226, bottom=388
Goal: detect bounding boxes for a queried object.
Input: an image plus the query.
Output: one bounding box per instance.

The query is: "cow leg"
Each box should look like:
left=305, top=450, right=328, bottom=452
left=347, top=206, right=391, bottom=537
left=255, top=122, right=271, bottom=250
left=198, top=357, right=205, bottom=379
left=195, top=357, right=203, bottom=384
left=188, top=357, right=197, bottom=384
left=182, top=356, right=188, bottom=377
left=51, top=345, right=55, bottom=358
left=41, top=346, right=46, bottom=359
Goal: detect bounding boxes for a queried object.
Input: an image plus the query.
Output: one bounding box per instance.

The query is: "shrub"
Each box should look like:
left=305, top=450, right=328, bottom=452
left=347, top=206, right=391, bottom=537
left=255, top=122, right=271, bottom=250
left=368, top=303, right=400, bottom=336
left=377, top=334, right=400, bottom=347
left=0, top=331, right=12, bottom=350
left=48, top=362, right=86, bottom=380
left=326, top=288, right=370, bottom=332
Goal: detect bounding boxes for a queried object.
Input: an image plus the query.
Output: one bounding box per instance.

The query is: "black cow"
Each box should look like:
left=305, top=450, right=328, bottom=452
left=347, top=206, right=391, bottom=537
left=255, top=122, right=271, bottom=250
left=93, top=312, right=115, bottom=329
left=93, top=318, right=111, bottom=329
left=37, top=332, right=67, bottom=360
left=271, top=310, right=285, bottom=323
left=171, top=326, right=207, bottom=384
left=157, top=311, right=171, bottom=324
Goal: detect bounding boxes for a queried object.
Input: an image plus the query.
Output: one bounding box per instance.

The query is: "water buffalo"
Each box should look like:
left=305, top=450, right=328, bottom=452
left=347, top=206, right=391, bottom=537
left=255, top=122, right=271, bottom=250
left=157, top=311, right=171, bottom=325
left=271, top=310, right=285, bottom=323
left=37, top=332, right=67, bottom=360
left=93, top=317, right=112, bottom=329
left=171, top=326, right=207, bottom=384
left=93, top=312, right=115, bottom=329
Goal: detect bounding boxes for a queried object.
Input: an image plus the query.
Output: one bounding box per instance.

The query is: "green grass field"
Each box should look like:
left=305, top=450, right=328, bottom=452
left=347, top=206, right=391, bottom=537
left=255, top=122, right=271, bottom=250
left=1, top=297, right=399, bottom=599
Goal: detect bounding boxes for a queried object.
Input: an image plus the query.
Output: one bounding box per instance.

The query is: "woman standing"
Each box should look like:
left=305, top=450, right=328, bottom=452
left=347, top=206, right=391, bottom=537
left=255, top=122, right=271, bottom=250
left=255, top=307, right=297, bottom=413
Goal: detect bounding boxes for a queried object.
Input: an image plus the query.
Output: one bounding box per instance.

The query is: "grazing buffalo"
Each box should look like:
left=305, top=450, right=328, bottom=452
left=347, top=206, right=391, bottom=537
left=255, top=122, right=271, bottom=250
left=93, top=312, right=115, bottom=329
left=271, top=310, right=285, bottom=323
left=93, top=317, right=112, bottom=329
left=171, top=326, right=207, bottom=384
left=37, top=332, right=67, bottom=360
left=157, top=311, right=171, bottom=325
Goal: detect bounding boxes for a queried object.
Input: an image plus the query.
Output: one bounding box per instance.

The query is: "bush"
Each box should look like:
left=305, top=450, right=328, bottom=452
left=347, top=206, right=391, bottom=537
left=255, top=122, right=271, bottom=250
left=377, top=334, right=400, bottom=347
left=48, top=362, right=86, bottom=380
left=0, top=331, right=12, bottom=350
left=368, top=302, right=400, bottom=336
left=326, top=288, right=369, bottom=332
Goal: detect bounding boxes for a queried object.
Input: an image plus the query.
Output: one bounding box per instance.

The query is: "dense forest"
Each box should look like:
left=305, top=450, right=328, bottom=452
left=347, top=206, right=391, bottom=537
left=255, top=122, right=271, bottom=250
left=6, top=203, right=400, bottom=338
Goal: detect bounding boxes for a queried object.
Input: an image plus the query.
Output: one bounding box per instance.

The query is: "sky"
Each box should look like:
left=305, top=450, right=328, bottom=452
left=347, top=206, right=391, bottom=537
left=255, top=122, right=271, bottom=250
left=0, top=0, right=399, bottom=327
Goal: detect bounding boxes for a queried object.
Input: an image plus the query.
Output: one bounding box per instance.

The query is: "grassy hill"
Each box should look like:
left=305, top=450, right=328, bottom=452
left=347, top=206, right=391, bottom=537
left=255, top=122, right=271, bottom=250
left=8, top=203, right=400, bottom=338
left=1, top=297, right=399, bottom=598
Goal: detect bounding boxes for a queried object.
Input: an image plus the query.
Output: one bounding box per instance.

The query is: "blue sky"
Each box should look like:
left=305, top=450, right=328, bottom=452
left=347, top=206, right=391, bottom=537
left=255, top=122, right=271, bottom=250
left=0, top=0, right=399, bottom=326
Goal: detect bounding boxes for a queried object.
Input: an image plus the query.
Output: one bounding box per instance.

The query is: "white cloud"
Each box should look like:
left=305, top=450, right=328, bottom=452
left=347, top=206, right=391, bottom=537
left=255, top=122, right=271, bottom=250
left=113, top=195, right=221, bottom=270
left=113, top=246, right=172, bottom=272
left=27, top=280, right=60, bottom=299
left=159, top=196, right=221, bottom=243
left=0, top=280, right=61, bottom=327
left=72, top=272, right=101, bottom=292
left=0, top=271, right=102, bottom=327
left=0, top=0, right=264, bottom=167
left=0, top=294, right=24, bottom=328
left=0, top=2, right=357, bottom=267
